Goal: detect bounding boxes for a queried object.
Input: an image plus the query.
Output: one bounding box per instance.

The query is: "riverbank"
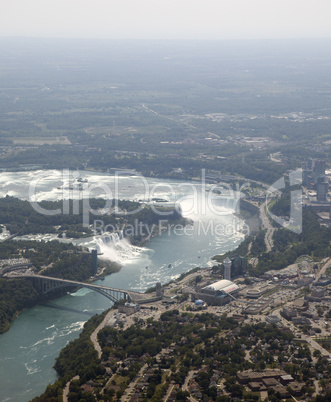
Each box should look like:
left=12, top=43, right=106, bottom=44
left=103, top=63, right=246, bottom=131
left=0, top=192, right=188, bottom=333
left=235, top=198, right=261, bottom=235
left=34, top=258, right=331, bottom=401
left=0, top=170, right=247, bottom=402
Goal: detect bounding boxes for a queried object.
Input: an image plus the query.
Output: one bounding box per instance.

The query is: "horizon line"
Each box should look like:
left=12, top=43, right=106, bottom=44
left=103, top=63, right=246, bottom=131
left=1, top=35, right=331, bottom=42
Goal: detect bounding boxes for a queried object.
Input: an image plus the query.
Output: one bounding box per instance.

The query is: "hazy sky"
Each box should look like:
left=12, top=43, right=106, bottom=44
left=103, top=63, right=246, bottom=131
left=1, top=0, right=331, bottom=40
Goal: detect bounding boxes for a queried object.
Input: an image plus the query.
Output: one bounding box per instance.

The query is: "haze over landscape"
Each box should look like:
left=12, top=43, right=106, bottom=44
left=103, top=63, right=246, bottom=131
left=0, top=1, right=331, bottom=402
left=1, top=0, right=331, bottom=40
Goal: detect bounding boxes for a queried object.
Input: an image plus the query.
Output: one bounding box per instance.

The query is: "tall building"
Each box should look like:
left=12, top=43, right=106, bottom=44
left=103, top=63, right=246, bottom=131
left=304, top=158, right=326, bottom=188
left=316, top=176, right=328, bottom=202
left=307, top=158, right=315, bottom=171
left=230, top=255, right=247, bottom=277
left=302, top=169, right=313, bottom=187
left=313, top=160, right=326, bottom=183
left=223, top=257, right=232, bottom=281
left=314, top=160, right=326, bottom=176
left=156, top=282, right=163, bottom=297
left=91, top=249, right=98, bottom=275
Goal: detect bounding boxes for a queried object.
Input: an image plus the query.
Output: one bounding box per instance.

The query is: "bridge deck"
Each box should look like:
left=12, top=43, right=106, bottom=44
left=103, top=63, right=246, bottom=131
left=20, top=274, right=144, bottom=298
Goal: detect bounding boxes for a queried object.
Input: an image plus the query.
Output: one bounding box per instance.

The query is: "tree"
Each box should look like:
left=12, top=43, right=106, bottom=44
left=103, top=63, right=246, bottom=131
left=317, top=307, right=324, bottom=317
left=175, top=390, right=190, bottom=400
left=313, top=349, right=321, bottom=358
left=229, top=383, right=243, bottom=398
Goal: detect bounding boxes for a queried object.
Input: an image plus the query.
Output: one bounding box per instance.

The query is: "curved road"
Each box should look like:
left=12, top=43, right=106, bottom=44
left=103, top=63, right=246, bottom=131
left=315, top=257, right=331, bottom=283
left=260, top=201, right=275, bottom=252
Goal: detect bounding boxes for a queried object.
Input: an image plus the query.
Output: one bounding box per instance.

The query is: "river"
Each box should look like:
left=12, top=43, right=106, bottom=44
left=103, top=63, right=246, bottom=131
left=0, top=170, right=246, bottom=401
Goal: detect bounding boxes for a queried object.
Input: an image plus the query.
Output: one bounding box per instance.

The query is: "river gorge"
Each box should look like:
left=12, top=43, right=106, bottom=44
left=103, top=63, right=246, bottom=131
left=0, top=170, right=246, bottom=401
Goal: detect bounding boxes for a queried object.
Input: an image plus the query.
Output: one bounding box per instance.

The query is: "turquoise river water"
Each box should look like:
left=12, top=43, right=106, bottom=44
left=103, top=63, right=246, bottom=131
left=0, top=170, right=245, bottom=401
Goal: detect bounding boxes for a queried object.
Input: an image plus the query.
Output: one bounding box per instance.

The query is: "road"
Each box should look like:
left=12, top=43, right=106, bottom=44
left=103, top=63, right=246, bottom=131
left=63, top=375, right=79, bottom=402
left=120, top=363, right=148, bottom=401
left=163, top=383, right=175, bottom=401
left=243, top=177, right=282, bottom=252
left=100, top=373, right=116, bottom=396
left=0, top=233, right=18, bottom=242
left=260, top=201, right=275, bottom=252
left=90, top=302, right=167, bottom=360
left=242, top=197, right=275, bottom=252
left=315, top=257, right=331, bottom=283
left=182, top=370, right=198, bottom=402
left=300, top=334, right=331, bottom=358
left=90, top=313, right=110, bottom=359
left=141, top=104, right=197, bottom=130
left=272, top=307, right=331, bottom=359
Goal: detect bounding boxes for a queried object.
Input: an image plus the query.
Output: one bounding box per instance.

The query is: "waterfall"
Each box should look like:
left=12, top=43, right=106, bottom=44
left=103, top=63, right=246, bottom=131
left=92, top=232, right=142, bottom=265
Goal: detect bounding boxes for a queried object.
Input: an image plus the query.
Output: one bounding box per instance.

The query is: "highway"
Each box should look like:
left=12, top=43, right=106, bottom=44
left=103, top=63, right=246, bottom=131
left=259, top=200, right=275, bottom=252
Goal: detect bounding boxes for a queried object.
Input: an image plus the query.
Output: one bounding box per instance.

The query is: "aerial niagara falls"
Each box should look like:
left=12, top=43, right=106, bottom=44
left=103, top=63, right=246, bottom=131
left=0, top=6, right=330, bottom=400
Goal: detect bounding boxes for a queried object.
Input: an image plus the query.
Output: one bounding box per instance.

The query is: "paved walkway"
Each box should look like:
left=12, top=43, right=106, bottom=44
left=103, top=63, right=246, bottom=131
left=90, top=309, right=120, bottom=359
left=63, top=375, right=79, bottom=402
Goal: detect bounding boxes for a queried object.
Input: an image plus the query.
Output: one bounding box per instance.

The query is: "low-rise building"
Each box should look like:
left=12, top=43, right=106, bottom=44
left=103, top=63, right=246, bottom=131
left=292, top=316, right=311, bottom=326
left=248, top=382, right=267, bottom=392
left=262, top=378, right=280, bottom=388
left=292, top=298, right=309, bottom=311
left=279, top=374, right=294, bottom=385
left=312, top=288, right=325, bottom=298
left=243, top=299, right=270, bottom=315
left=281, top=307, right=297, bottom=320
left=271, top=386, right=290, bottom=399
left=288, top=382, right=304, bottom=397
left=118, top=303, right=140, bottom=316
left=266, top=315, right=281, bottom=324
left=237, top=369, right=287, bottom=385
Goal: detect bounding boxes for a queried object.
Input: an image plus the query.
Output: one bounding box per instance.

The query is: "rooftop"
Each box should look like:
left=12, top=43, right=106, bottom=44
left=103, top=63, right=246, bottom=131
left=202, top=279, right=239, bottom=293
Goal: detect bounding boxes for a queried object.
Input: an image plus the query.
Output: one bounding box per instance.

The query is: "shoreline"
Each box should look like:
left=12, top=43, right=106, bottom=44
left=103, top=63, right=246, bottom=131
left=0, top=169, right=251, bottom=400
left=0, top=216, right=191, bottom=335
left=0, top=216, right=247, bottom=402
left=0, top=197, right=246, bottom=335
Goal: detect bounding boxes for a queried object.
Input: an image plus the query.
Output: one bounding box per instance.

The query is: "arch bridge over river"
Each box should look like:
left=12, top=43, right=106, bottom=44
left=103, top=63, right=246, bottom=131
left=11, top=274, right=155, bottom=304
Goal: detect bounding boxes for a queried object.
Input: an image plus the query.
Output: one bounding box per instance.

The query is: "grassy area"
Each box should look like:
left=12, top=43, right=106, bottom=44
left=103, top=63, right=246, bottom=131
left=113, top=375, right=130, bottom=387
